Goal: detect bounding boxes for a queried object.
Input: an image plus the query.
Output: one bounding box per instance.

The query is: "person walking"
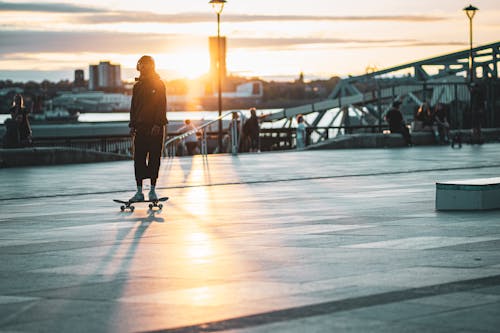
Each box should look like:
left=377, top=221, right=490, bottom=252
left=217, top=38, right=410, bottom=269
left=385, top=101, right=412, bottom=146
left=128, top=55, right=167, bottom=202
left=9, top=94, right=32, bottom=146
left=296, top=114, right=306, bottom=149
left=244, top=108, right=260, bottom=152
left=178, top=119, right=199, bottom=155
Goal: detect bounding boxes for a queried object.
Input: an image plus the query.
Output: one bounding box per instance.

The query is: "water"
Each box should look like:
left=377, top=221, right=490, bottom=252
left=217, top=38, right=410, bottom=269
left=1, top=109, right=282, bottom=124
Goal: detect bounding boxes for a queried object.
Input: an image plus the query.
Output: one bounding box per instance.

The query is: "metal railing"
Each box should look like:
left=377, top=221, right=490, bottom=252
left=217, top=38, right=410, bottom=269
left=164, top=111, right=245, bottom=157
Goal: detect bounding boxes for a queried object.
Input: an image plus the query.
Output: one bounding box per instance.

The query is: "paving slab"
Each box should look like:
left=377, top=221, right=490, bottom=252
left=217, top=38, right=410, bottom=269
left=1, top=144, right=500, bottom=332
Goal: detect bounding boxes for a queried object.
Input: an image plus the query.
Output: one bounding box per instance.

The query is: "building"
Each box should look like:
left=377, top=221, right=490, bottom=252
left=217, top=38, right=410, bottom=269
left=74, top=70, right=85, bottom=87
left=221, top=81, right=263, bottom=98
left=88, top=61, right=122, bottom=91
left=209, top=36, right=227, bottom=83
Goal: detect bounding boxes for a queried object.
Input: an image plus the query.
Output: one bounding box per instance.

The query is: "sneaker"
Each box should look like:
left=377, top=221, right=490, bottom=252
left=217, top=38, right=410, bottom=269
left=149, top=189, right=158, bottom=202
left=129, top=191, right=144, bottom=202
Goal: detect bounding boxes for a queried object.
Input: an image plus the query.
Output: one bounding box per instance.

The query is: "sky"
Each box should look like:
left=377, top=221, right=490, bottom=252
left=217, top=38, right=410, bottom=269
left=0, top=0, right=499, bottom=82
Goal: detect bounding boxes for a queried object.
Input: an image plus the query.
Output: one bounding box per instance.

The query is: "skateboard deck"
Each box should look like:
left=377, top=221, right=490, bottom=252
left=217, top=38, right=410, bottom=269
left=113, top=197, right=169, bottom=211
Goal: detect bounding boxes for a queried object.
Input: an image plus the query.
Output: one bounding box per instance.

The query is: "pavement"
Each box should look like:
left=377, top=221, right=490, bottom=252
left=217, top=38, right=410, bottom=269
left=1, top=144, right=500, bottom=332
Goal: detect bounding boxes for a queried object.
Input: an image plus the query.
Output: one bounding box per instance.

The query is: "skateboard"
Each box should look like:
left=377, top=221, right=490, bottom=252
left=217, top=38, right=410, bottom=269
left=113, top=197, right=169, bottom=212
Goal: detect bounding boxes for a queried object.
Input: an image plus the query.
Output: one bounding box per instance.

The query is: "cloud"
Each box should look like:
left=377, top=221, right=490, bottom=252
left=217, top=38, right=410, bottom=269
left=0, top=1, right=102, bottom=13
left=0, top=30, right=193, bottom=54
left=343, top=41, right=466, bottom=49
left=76, top=12, right=447, bottom=24
left=228, top=37, right=417, bottom=49
left=1, top=30, right=462, bottom=56
left=0, top=2, right=447, bottom=23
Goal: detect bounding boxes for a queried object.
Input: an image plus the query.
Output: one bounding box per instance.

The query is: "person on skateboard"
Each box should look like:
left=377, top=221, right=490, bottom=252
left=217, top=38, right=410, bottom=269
left=129, top=55, right=168, bottom=202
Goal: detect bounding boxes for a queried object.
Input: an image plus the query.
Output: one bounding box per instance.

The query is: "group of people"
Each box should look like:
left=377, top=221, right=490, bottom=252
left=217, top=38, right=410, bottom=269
left=384, top=100, right=452, bottom=146
left=414, top=101, right=450, bottom=144
left=227, top=108, right=262, bottom=153
left=2, top=94, right=33, bottom=148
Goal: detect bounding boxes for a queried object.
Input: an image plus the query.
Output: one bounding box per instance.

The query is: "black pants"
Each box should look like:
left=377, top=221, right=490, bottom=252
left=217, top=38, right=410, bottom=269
left=134, top=131, right=163, bottom=182
left=390, top=124, right=412, bottom=145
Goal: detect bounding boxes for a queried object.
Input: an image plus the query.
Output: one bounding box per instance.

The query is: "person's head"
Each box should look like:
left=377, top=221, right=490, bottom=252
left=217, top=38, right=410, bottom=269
left=136, top=55, right=156, bottom=75
left=250, top=107, right=257, bottom=117
left=392, top=100, right=402, bottom=109
left=297, top=114, right=304, bottom=123
left=12, top=94, right=23, bottom=108
left=232, top=111, right=239, bottom=119
left=185, top=119, right=191, bottom=125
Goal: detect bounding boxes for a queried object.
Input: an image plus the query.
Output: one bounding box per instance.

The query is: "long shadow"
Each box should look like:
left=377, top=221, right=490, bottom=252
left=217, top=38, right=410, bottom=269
left=2, top=209, right=163, bottom=332
left=180, top=156, right=194, bottom=184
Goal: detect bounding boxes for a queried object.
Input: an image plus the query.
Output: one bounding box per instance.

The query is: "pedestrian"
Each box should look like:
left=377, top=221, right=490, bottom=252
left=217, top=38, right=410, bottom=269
left=9, top=94, right=32, bottom=146
left=178, top=119, right=199, bottom=155
left=296, top=114, right=306, bottom=149
left=128, top=55, right=168, bottom=202
left=385, top=101, right=412, bottom=146
left=433, top=103, right=450, bottom=144
left=228, top=111, right=241, bottom=154
left=243, top=107, right=260, bottom=152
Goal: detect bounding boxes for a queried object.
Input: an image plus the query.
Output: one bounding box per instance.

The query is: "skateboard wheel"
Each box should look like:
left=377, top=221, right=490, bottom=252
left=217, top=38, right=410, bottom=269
left=130, top=206, right=135, bottom=212
left=149, top=204, right=153, bottom=209
left=158, top=204, right=163, bottom=209
left=120, top=206, right=125, bottom=211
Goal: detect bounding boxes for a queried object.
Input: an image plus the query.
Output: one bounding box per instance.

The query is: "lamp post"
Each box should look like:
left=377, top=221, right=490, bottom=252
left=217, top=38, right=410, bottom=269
left=209, top=0, right=226, bottom=151
left=463, top=4, right=480, bottom=141
left=463, top=4, right=478, bottom=83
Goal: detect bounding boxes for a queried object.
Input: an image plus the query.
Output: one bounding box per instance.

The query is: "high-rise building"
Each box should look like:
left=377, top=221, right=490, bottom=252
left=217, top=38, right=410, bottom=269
left=88, top=65, right=99, bottom=90
left=88, top=61, right=122, bottom=90
left=209, top=36, right=227, bottom=82
left=74, top=69, right=85, bottom=87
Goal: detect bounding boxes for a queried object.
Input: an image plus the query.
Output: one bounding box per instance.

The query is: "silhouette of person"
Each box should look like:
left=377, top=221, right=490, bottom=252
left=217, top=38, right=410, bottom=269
left=178, top=119, right=199, bottom=155
left=128, top=55, right=168, bottom=202
left=243, top=108, right=260, bottom=152
left=385, top=101, right=412, bottom=146
left=296, top=114, right=306, bottom=149
left=433, top=103, right=450, bottom=144
left=228, top=111, right=241, bottom=153
left=8, top=94, right=32, bottom=146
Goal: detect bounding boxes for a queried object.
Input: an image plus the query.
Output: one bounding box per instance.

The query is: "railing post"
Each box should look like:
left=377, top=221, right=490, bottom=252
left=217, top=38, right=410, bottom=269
left=231, top=119, right=238, bottom=155
left=201, top=129, right=207, bottom=156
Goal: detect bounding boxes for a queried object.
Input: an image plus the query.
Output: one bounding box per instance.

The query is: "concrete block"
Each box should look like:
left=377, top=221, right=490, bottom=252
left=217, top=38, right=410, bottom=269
left=436, top=177, right=500, bottom=210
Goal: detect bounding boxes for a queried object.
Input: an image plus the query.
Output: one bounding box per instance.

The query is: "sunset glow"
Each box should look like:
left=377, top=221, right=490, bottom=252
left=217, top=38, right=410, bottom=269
left=1, top=0, right=499, bottom=82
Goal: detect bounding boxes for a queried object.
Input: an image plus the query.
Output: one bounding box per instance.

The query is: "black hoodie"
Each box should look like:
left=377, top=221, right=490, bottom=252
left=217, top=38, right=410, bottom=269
left=129, top=72, right=167, bottom=131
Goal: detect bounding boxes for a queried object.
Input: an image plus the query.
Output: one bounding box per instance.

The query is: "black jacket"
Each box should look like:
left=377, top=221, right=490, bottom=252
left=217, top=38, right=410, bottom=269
left=129, top=72, right=167, bottom=131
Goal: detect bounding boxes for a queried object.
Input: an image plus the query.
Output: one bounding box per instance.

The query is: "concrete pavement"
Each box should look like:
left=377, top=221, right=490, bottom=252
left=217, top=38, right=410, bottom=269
left=1, top=144, right=500, bottom=332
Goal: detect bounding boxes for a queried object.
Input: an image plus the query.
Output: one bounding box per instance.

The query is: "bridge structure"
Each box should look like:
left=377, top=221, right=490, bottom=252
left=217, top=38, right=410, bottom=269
left=261, top=41, right=500, bottom=149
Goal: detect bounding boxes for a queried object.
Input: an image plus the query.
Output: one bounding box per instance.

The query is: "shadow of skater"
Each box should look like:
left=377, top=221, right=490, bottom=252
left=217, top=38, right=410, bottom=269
left=180, top=156, right=195, bottom=183
left=10, top=212, right=163, bottom=332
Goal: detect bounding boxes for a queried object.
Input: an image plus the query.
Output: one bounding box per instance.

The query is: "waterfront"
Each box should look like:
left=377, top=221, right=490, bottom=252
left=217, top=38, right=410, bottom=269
left=0, top=109, right=282, bottom=124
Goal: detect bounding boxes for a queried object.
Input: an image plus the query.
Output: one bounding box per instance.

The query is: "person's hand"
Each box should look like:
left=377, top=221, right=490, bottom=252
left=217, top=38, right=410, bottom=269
left=129, top=127, right=136, bottom=137
left=151, top=125, right=161, bottom=136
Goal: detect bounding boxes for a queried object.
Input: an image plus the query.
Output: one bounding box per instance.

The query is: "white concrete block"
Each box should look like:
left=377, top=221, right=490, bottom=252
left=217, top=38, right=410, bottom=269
left=436, top=177, right=500, bottom=210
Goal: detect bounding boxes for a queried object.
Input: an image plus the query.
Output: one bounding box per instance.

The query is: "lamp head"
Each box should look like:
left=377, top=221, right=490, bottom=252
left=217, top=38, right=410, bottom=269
left=463, top=4, right=478, bottom=19
left=209, top=0, right=226, bottom=14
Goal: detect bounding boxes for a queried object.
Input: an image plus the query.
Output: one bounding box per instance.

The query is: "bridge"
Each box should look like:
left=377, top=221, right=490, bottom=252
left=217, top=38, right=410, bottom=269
left=262, top=41, right=500, bottom=148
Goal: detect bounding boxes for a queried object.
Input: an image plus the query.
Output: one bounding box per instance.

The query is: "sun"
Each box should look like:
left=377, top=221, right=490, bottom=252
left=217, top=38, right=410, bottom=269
left=156, top=50, right=209, bottom=79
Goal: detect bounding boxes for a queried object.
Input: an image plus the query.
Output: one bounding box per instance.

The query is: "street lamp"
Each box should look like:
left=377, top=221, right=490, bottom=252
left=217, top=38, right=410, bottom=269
left=463, top=4, right=478, bottom=83
left=209, top=0, right=227, bottom=151
left=463, top=4, right=480, bottom=142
